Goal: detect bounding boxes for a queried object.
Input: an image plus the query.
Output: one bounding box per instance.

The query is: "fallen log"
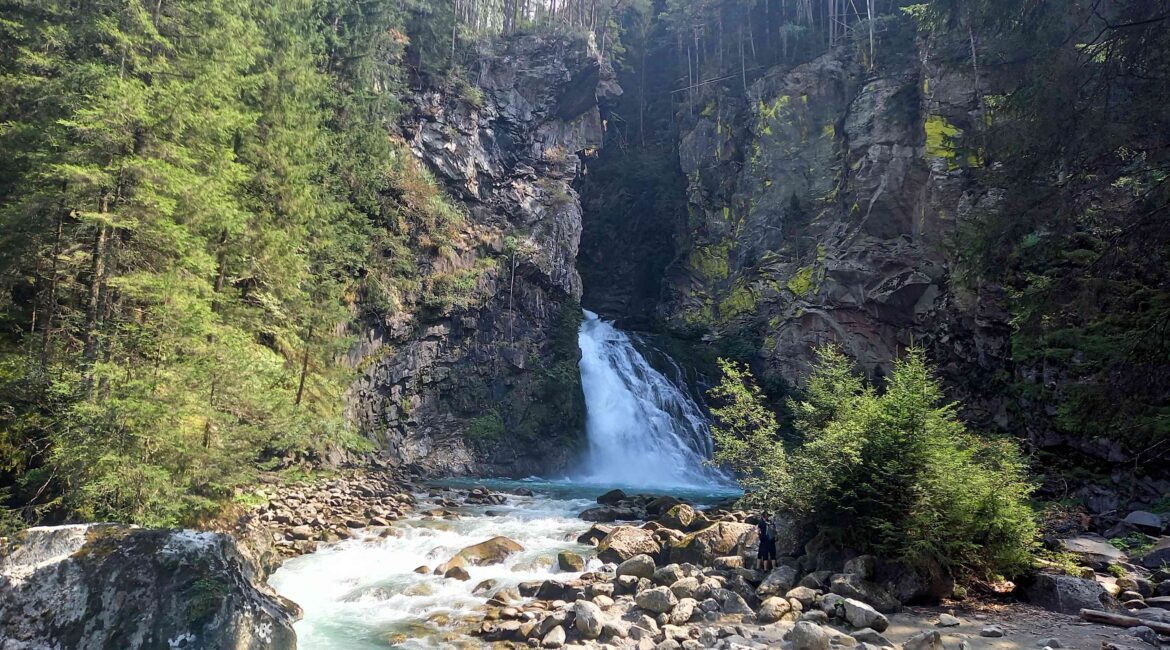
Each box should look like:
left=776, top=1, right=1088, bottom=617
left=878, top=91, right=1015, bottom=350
left=1079, top=608, right=1170, bottom=635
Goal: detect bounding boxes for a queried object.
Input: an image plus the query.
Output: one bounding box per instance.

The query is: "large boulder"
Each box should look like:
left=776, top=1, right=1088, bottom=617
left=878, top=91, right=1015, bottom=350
left=757, top=566, right=798, bottom=598
left=1059, top=535, right=1127, bottom=570
left=0, top=524, right=298, bottom=650
left=1019, top=573, right=1121, bottom=615
left=597, top=526, right=661, bottom=564
left=659, top=504, right=697, bottom=531
left=452, top=536, right=525, bottom=566
left=668, top=522, right=756, bottom=565
left=830, top=573, right=899, bottom=612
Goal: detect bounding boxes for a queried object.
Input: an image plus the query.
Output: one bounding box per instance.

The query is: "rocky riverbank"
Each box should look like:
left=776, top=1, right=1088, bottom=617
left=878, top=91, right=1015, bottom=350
left=466, top=489, right=1170, bottom=650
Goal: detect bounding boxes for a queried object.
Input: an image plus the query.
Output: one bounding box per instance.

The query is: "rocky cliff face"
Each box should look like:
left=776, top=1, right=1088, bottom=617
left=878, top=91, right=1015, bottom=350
left=346, top=34, right=619, bottom=476
left=579, top=22, right=1012, bottom=430
left=0, top=524, right=298, bottom=650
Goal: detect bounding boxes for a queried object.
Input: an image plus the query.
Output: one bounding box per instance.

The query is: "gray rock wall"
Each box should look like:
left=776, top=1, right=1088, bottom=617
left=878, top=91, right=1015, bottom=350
left=346, top=34, right=619, bottom=476
left=0, top=524, right=298, bottom=650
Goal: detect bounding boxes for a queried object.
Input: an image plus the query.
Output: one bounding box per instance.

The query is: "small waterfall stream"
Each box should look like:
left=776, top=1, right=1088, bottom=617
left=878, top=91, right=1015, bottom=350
left=576, top=310, right=729, bottom=489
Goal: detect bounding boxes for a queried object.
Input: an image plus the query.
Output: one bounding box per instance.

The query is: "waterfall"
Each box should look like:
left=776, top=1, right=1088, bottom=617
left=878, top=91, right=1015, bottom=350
left=576, top=310, right=730, bottom=489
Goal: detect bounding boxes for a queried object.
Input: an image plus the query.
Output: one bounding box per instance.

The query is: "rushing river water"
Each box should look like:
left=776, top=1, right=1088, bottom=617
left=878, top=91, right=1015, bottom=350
left=269, top=313, right=738, bottom=648
left=268, top=479, right=739, bottom=649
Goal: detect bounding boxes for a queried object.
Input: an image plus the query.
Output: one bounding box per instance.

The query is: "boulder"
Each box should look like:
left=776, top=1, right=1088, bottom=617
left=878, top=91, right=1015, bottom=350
left=1147, top=596, right=1170, bottom=610
left=1141, top=537, right=1170, bottom=570
left=1124, top=511, right=1165, bottom=533
left=574, top=600, right=604, bottom=639
left=669, top=597, right=697, bottom=625
left=790, top=621, right=832, bottom=650
left=577, top=524, right=614, bottom=546
left=580, top=506, right=642, bottom=522
left=541, top=624, right=566, bottom=648
left=756, top=596, right=793, bottom=623
left=646, top=496, right=685, bottom=516
left=0, top=525, right=297, bottom=650
left=635, top=586, right=678, bottom=614
left=668, top=522, right=756, bottom=566
left=670, top=577, right=700, bottom=600
left=452, top=536, right=525, bottom=566
left=757, top=566, right=798, bottom=597
left=618, top=554, right=657, bottom=580
left=598, top=526, right=661, bottom=564
left=842, top=598, right=889, bottom=632
left=659, top=504, right=697, bottom=531
left=444, top=565, right=470, bottom=581
left=557, top=550, right=585, bottom=572
left=830, top=573, right=899, bottom=612
left=597, top=489, right=627, bottom=505
left=851, top=628, right=893, bottom=646
left=653, top=563, right=685, bottom=585
left=1058, top=535, right=1126, bottom=570
left=786, top=586, right=819, bottom=607
left=1020, top=573, right=1121, bottom=615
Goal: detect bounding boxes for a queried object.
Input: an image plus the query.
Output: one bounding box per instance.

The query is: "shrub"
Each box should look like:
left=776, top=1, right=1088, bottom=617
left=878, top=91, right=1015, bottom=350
left=466, top=411, right=504, bottom=443
left=711, top=346, right=1038, bottom=579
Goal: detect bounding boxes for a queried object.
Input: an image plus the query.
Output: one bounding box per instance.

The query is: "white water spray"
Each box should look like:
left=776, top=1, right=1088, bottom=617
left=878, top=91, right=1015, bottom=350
left=576, top=310, right=729, bottom=489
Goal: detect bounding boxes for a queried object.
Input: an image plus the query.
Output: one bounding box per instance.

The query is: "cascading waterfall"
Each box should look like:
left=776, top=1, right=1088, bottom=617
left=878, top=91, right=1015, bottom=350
left=576, top=310, right=730, bottom=489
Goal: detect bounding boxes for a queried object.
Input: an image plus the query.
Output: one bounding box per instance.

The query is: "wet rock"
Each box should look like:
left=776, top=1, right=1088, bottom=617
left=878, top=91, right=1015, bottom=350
left=617, top=554, right=657, bottom=580
left=578, top=524, right=614, bottom=546
left=557, top=550, right=585, bottom=572
left=444, top=565, right=471, bottom=581
left=452, top=536, right=525, bottom=566
left=597, top=489, right=627, bottom=505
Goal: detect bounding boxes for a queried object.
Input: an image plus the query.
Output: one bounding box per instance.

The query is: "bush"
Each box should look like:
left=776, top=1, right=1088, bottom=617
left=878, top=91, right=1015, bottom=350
left=711, top=346, right=1038, bottom=579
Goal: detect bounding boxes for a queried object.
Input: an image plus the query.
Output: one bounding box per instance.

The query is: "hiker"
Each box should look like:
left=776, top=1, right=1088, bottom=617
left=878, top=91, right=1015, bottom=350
left=756, top=513, right=777, bottom=572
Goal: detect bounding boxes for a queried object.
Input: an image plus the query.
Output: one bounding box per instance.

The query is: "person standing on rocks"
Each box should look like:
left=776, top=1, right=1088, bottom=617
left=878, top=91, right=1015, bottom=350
left=756, top=513, right=777, bottom=572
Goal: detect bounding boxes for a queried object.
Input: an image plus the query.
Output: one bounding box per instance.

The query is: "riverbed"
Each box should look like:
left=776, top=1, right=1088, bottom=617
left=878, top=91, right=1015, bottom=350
left=268, top=478, right=739, bottom=649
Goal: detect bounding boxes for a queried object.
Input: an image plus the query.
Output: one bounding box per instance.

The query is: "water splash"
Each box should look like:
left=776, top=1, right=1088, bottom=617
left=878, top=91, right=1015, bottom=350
left=576, top=310, right=730, bottom=489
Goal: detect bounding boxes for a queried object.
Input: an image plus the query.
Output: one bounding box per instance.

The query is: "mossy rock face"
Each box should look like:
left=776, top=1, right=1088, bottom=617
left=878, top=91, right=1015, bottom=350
left=0, top=524, right=298, bottom=649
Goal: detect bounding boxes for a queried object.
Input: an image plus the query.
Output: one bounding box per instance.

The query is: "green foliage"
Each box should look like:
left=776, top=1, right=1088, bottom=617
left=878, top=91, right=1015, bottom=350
left=712, top=346, right=1038, bottom=578
left=466, top=411, right=505, bottom=444
left=0, top=0, right=453, bottom=527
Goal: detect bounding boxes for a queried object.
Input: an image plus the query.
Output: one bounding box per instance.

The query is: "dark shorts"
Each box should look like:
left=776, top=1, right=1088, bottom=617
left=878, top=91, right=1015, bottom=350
left=757, top=539, right=776, bottom=561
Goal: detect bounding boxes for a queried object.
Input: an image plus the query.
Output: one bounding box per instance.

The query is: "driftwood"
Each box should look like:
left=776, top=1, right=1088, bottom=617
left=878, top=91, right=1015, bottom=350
left=1079, top=608, right=1170, bottom=635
